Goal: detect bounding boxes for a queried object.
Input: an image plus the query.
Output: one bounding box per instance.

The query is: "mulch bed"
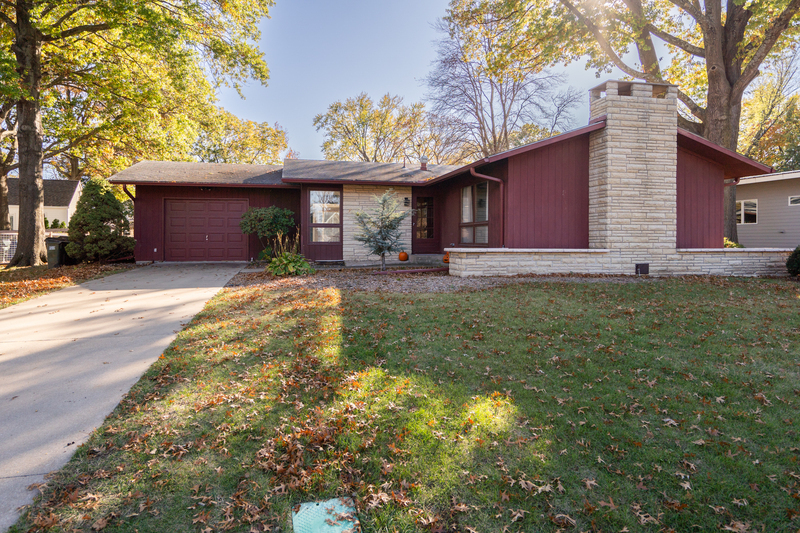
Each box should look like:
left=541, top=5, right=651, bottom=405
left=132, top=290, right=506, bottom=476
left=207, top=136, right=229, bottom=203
left=226, top=268, right=655, bottom=293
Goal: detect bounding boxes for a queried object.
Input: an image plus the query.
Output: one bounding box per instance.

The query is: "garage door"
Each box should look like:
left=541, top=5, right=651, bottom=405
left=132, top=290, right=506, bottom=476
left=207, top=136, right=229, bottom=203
left=165, top=199, right=248, bottom=261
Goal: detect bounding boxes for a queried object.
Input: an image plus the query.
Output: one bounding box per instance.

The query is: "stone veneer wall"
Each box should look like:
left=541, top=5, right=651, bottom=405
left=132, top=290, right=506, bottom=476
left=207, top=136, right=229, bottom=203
left=445, top=248, right=792, bottom=277
left=445, top=81, right=790, bottom=278
left=588, top=81, right=678, bottom=256
left=341, top=184, right=412, bottom=263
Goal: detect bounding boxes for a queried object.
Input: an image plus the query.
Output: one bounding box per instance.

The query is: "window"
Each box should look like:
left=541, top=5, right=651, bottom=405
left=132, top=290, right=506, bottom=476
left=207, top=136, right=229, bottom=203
left=736, top=199, right=757, bottom=224
left=309, top=190, right=341, bottom=242
left=460, top=182, right=488, bottom=244
left=415, top=197, right=434, bottom=239
left=789, top=195, right=800, bottom=206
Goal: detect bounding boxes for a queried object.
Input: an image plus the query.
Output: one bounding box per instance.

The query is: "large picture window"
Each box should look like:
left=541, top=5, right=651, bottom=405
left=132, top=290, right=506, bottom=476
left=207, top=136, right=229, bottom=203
left=736, top=199, right=757, bottom=224
left=460, top=182, right=488, bottom=244
left=309, top=190, right=341, bottom=242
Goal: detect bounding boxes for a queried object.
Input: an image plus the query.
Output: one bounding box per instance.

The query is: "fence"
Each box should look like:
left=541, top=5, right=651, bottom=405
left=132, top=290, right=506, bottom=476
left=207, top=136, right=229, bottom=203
left=0, top=232, right=17, bottom=264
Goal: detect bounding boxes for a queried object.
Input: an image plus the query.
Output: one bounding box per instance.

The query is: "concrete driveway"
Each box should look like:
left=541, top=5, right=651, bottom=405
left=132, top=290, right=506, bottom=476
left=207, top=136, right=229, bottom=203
left=0, top=262, right=243, bottom=531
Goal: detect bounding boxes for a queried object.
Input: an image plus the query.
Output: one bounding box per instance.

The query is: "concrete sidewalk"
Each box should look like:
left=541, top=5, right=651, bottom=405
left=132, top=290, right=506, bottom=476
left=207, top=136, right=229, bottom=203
left=0, top=262, right=243, bottom=531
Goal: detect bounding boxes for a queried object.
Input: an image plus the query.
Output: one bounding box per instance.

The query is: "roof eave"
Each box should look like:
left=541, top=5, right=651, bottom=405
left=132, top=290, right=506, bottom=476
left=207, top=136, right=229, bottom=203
left=677, top=129, right=772, bottom=178
left=107, top=180, right=298, bottom=189
left=280, top=177, right=424, bottom=186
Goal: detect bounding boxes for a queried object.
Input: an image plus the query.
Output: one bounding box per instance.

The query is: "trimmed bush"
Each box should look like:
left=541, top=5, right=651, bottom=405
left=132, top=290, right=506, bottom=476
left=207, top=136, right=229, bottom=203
left=66, top=177, right=135, bottom=262
left=239, top=206, right=295, bottom=255
left=724, top=237, right=743, bottom=248
left=787, top=246, right=800, bottom=277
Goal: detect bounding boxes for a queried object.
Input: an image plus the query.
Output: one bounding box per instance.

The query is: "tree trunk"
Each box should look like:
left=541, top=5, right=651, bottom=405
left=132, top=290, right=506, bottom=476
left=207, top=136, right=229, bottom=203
left=380, top=252, right=386, bottom=271
left=703, top=61, right=743, bottom=243
left=0, top=173, right=9, bottom=230
left=9, top=2, right=46, bottom=267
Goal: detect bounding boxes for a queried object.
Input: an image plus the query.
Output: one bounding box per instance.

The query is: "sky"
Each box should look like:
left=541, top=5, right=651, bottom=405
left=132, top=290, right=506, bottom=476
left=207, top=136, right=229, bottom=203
left=217, top=0, right=616, bottom=161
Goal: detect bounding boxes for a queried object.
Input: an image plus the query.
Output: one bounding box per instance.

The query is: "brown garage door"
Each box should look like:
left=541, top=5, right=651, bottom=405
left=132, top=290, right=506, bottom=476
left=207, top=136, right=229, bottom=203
left=165, top=199, right=249, bottom=261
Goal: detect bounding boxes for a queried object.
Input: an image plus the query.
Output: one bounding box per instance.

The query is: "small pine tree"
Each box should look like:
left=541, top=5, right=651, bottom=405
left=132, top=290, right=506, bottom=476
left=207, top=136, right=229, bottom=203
left=66, top=177, right=136, bottom=262
left=354, top=189, right=411, bottom=271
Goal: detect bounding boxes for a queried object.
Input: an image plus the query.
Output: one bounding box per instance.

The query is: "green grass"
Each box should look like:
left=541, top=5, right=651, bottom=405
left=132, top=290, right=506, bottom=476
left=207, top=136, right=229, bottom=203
left=13, top=277, right=800, bottom=532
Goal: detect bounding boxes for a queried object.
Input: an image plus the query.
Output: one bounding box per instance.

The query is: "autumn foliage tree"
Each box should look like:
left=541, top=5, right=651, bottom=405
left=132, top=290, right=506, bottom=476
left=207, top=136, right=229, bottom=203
left=0, top=0, right=274, bottom=267
left=194, top=108, right=289, bottom=165
left=450, top=0, right=800, bottom=240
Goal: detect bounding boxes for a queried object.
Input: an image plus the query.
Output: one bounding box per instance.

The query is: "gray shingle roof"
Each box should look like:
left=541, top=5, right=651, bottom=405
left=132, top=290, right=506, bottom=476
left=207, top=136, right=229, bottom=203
left=7, top=178, right=80, bottom=207
left=282, top=159, right=461, bottom=184
left=108, top=161, right=286, bottom=186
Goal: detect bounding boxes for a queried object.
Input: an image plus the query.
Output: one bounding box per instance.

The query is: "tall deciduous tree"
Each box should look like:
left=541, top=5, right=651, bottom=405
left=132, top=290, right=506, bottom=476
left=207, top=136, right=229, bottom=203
left=314, top=93, right=426, bottom=163
left=739, top=49, right=800, bottom=170
left=0, top=102, right=16, bottom=230
left=193, top=108, right=288, bottom=165
left=0, top=0, right=272, bottom=266
left=426, top=15, right=579, bottom=157
left=452, top=0, right=800, bottom=239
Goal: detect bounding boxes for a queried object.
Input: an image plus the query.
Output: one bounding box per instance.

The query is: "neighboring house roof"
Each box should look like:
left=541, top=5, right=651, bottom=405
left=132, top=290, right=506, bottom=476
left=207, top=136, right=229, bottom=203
left=281, top=159, right=461, bottom=185
left=7, top=178, right=80, bottom=207
left=109, top=161, right=290, bottom=187
left=739, top=169, right=800, bottom=185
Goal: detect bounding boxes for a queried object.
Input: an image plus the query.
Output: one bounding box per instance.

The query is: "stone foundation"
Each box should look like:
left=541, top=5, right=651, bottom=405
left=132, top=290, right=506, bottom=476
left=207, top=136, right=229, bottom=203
left=445, top=248, right=792, bottom=277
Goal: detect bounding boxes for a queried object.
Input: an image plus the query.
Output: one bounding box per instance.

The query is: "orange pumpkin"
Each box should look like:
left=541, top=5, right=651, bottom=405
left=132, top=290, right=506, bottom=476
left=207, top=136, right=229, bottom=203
left=399, top=251, right=409, bottom=261
left=443, top=252, right=450, bottom=264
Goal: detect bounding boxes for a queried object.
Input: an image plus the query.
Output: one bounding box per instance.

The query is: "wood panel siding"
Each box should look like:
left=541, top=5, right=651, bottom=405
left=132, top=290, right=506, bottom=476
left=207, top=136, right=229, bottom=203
left=435, top=161, right=506, bottom=249
left=676, top=148, right=725, bottom=248
left=736, top=178, right=800, bottom=248
left=132, top=185, right=300, bottom=262
left=506, top=135, right=590, bottom=248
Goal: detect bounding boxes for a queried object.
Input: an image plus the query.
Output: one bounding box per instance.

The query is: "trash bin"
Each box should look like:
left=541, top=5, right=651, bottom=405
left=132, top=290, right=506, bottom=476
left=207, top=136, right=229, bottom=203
left=45, top=236, right=70, bottom=268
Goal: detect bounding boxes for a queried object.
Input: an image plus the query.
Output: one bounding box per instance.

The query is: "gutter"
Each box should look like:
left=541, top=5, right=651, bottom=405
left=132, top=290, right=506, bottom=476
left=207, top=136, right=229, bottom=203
left=470, top=167, right=505, bottom=248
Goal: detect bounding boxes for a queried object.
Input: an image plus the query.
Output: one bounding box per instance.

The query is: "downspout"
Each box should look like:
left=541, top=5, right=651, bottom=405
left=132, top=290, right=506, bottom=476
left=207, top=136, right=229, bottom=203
left=724, top=177, right=740, bottom=187
left=122, top=184, right=135, bottom=202
left=470, top=167, right=505, bottom=248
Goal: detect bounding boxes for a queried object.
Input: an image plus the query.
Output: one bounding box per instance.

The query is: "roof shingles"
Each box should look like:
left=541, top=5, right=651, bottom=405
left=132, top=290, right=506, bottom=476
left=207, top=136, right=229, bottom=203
left=7, top=178, right=80, bottom=207
left=109, top=161, right=286, bottom=186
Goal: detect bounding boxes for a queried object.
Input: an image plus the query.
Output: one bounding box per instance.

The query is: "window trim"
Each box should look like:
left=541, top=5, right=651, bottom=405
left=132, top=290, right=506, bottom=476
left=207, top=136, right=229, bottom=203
left=308, top=188, right=343, bottom=243
left=459, top=182, right=489, bottom=245
left=736, top=198, right=758, bottom=225
left=789, top=195, right=800, bottom=206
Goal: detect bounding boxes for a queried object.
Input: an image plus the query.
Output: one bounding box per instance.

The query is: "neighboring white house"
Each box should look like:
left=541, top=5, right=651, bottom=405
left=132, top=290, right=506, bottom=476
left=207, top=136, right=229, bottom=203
left=7, top=178, right=82, bottom=230
left=736, top=170, right=800, bottom=248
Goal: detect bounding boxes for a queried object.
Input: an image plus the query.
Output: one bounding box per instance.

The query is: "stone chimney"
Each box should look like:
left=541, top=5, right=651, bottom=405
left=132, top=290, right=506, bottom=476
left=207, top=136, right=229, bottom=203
left=587, top=80, right=679, bottom=267
left=420, top=156, right=428, bottom=171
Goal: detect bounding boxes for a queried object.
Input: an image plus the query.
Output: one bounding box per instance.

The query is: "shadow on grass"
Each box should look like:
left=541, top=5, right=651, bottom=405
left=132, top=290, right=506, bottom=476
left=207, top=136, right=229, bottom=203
left=11, top=276, right=800, bottom=533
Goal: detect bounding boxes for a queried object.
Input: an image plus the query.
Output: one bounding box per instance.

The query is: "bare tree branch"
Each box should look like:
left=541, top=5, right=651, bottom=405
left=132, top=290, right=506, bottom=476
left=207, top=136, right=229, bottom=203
left=645, top=23, right=705, bottom=57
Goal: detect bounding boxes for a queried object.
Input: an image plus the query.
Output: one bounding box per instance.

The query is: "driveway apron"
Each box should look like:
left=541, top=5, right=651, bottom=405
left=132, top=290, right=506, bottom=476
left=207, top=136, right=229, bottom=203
left=0, top=263, right=243, bottom=531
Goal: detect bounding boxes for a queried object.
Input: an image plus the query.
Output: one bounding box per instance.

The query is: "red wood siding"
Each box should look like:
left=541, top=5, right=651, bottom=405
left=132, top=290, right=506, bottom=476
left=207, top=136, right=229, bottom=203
left=132, top=185, right=300, bottom=262
left=164, top=199, right=249, bottom=261
left=435, top=161, right=506, bottom=249
left=677, top=147, right=725, bottom=248
left=506, top=135, right=589, bottom=248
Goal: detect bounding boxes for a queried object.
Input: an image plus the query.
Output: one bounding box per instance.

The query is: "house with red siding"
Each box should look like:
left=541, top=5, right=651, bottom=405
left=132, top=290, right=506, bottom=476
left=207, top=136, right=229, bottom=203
left=110, top=80, right=793, bottom=276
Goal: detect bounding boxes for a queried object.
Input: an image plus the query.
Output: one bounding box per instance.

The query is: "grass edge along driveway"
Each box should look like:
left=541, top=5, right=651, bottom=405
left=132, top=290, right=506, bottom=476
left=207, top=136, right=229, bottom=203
left=12, top=276, right=800, bottom=533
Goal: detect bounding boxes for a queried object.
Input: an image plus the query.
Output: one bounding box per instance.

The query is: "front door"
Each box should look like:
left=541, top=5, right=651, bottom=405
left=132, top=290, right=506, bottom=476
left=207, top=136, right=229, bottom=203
left=412, top=193, right=439, bottom=254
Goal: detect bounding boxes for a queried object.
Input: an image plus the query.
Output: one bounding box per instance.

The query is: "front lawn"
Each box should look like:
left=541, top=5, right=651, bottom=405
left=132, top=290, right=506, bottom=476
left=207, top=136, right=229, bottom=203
left=13, top=275, right=800, bottom=532
left=0, top=263, right=137, bottom=309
